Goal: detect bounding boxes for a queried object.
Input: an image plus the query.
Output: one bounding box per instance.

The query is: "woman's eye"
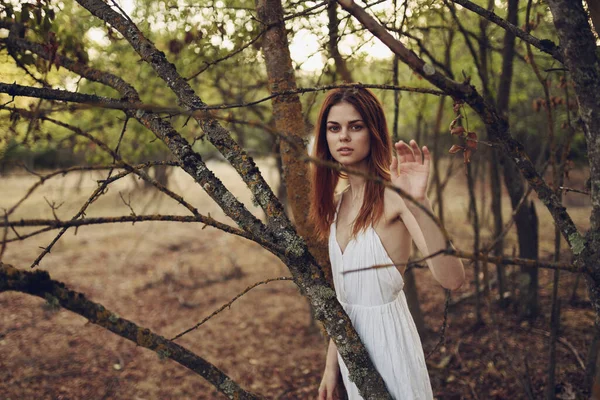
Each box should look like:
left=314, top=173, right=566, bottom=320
left=351, top=125, right=363, bottom=131
left=328, top=126, right=340, bottom=132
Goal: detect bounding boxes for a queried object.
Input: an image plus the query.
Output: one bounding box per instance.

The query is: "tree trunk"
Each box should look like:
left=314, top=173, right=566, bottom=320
left=507, top=176, right=539, bottom=320
left=272, top=136, right=288, bottom=210
left=490, top=150, right=506, bottom=306
left=586, top=323, right=600, bottom=398
left=327, top=0, right=353, bottom=82
left=429, top=30, right=453, bottom=224
left=257, top=0, right=330, bottom=277
left=467, top=162, right=483, bottom=325
left=406, top=244, right=426, bottom=336
left=431, top=96, right=446, bottom=225
left=547, top=0, right=600, bottom=394
left=257, top=0, right=333, bottom=335
left=494, top=0, right=539, bottom=319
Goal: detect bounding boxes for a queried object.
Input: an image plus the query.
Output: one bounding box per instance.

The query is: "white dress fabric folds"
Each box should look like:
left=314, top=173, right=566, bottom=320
left=329, top=200, right=434, bottom=400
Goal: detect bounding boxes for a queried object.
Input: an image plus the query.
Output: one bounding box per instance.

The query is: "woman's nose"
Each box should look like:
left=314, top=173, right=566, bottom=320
left=339, top=127, right=350, bottom=141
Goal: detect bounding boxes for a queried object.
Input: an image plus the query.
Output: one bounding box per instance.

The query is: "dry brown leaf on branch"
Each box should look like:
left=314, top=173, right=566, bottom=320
left=463, top=148, right=473, bottom=164
left=450, top=126, right=465, bottom=136
left=448, top=144, right=464, bottom=154
left=466, top=132, right=478, bottom=150
left=449, top=114, right=462, bottom=130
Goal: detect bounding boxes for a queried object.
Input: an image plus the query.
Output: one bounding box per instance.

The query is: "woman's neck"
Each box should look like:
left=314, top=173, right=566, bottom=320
left=346, top=173, right=366, bottom=205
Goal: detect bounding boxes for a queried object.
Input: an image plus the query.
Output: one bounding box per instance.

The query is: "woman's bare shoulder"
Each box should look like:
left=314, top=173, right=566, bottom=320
left=383, top=186, right=408, bottom=220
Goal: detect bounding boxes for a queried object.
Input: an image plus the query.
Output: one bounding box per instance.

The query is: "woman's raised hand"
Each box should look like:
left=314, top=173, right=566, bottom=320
left=390, top=139, right=431, bottom=201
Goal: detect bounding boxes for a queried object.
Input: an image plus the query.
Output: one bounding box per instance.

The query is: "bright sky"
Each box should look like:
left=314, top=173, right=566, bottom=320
left=89, top=0, right=395, bottom=72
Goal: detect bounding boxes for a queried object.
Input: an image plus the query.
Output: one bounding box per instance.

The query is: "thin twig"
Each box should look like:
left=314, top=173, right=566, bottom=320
left=559, top=186, right=590, bottom=196
left=343, top=247, right=583, bottom=274
left=343, top=249, right=447, bottom=274
left=171, top=277, right=293, bottom=341
left=5, top=162, right=178, bottom=218
left=526, top=327, right=585, bottom=371
left=186, top=27, right=270, bottom=80
left=0, top=211, right=8, bottom=262
left=426, top=289, right=451, bottom=359
left=118, top=192, right=136, bottom=216
left=0, top=82, right=445, bottom=115
left=449, top=0, right=563, bottom=63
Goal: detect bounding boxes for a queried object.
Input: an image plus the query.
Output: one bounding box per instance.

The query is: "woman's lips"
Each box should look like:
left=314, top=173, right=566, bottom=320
left=338, top=148, right=353, bottom=155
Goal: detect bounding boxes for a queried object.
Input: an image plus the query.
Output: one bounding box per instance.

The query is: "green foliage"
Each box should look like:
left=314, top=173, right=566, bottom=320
left=0, top=0, right=588, bottom=170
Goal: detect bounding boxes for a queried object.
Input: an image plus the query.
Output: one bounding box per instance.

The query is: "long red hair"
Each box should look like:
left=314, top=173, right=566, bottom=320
left=309, top=87, right=393, bottom=240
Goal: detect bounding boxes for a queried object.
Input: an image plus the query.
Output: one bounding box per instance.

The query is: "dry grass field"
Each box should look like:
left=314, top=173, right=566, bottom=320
left=0, top=158, right=595, bottom=399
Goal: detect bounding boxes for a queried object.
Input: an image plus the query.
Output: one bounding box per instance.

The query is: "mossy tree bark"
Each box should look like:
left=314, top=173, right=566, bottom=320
left=546, top=0, right=600, bottom=395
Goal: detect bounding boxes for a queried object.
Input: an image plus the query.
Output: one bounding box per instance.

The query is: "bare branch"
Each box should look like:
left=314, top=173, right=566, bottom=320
left=0, top=82, right=130, bottom=111
left=559, top=186, right=590, bottom=196
left=2, top=215, right=264, bottom=246
left=343, top=248, right=448, bottom=274
left=0, top=212, right=8, bottom=263
left=118, top=192, right=136, bottom=216
left=204, top=83, right=444, bottom=111
left=344, top=247, right=584, bottom=275
left=0, top=262, right=261, bottom=400
left=1, top=34, right=138, bottom=98
left=171, top=277, right=293, bottom=341
left=0, top=81, right=444, bottom=115
left=4, top=162, right=178, bottom=217
left=450, top=0, right=563, bottom=63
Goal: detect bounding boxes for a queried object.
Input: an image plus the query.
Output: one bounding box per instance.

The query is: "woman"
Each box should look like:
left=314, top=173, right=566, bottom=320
left=311, top=87, right=465, bottom=400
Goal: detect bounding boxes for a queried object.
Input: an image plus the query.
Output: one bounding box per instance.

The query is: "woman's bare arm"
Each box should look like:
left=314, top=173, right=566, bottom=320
left=390, top=139, right=465, bottom=290
left=400, top=196, right=465, bottom=290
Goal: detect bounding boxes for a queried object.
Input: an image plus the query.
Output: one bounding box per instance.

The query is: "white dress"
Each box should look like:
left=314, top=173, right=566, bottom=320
left=329, top=199, right=434, bottom=400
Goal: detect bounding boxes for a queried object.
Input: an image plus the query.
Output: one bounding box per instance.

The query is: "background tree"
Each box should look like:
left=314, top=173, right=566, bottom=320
left=1, top=0, right=598, bottom=398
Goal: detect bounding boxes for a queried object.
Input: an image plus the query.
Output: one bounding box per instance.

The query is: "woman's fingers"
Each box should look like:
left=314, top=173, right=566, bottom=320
left=318, top=387, right=326, bottom=400
left=410, top=140, right=422, bottom=163
left=390, top=156, right=399, bottom=179
left=423, top=145, right=431, bottom=168
left=394, top=141, right=406, bottom=164
left=395, top=140, right=415, bottom=163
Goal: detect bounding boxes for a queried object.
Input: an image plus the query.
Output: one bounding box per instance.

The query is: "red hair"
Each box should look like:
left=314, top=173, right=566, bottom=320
left=309, top=87, right=393, bottom=240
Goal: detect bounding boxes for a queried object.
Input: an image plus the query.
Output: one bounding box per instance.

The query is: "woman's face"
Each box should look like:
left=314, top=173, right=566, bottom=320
left=325, top=102, right=371, bottom=169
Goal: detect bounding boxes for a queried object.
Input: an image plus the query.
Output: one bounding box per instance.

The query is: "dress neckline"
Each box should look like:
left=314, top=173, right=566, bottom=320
left=333, top=191, right=395, bottom=265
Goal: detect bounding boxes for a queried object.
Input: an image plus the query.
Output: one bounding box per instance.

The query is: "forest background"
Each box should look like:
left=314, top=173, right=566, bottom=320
left=0, top=0, right=599, bottom=399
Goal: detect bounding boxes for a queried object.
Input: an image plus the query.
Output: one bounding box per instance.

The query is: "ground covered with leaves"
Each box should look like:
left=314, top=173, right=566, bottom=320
left=0, top=160, right=594, bottom=399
